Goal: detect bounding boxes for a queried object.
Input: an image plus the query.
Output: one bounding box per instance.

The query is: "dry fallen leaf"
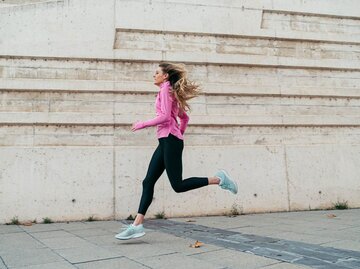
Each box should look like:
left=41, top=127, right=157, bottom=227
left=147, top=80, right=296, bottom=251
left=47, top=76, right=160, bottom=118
left=21, top=221, right=33, bottom=226
left=189, top=240, right=204, bottom=248
left=186, top=219, right=196, bottom=222
left=327, top=214, right=337, bottom=218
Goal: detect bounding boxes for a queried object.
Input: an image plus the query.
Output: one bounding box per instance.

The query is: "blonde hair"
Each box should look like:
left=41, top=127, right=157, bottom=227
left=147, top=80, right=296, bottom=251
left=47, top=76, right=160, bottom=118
left=159, top=62, right=201, bottom=112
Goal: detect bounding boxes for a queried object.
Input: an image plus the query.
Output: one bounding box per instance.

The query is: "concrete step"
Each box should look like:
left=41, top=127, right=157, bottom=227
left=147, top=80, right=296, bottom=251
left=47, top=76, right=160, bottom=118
left=1, top=57, right=359, bottom=97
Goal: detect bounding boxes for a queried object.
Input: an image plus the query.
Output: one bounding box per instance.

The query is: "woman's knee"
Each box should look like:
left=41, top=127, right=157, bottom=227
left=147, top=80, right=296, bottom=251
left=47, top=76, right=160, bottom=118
left=171, top=183, right=185, bottom=193
left=142, top=178, right=153, bottom=189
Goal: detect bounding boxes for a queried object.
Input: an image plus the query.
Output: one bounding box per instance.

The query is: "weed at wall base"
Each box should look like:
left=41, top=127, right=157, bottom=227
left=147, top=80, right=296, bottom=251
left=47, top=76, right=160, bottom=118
left=155, top=211, right=166, bottom=219
left=333, top=200, right=348, bottom=210
left=43, top=217, right=53, bottom=224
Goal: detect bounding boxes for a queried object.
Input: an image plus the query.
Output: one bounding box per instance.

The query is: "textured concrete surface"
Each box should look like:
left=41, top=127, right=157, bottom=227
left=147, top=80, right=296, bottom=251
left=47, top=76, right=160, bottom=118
left=1, top=209, right=359, bottom=268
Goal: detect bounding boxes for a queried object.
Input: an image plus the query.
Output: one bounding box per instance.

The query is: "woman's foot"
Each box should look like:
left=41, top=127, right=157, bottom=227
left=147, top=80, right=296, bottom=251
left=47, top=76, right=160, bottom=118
left=115, top=224, right=145, bottom=240
left=215, top=169, right=238, bottom=194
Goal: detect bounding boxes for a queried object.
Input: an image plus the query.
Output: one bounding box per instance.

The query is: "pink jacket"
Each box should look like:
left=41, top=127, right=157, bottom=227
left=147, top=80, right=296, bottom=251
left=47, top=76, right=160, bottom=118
left=133, top=81, right=189, bottom=140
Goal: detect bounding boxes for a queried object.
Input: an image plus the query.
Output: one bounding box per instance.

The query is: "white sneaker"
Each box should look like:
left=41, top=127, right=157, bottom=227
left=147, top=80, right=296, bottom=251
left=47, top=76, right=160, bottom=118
left=115, top=224, right=145, bottom=240
left=215, top=169, right=238, bottom=194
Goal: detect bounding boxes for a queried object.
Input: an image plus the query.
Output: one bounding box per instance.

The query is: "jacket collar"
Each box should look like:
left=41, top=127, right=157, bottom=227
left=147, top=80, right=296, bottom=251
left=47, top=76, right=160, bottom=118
left=159, top=80, right=171, bottom=88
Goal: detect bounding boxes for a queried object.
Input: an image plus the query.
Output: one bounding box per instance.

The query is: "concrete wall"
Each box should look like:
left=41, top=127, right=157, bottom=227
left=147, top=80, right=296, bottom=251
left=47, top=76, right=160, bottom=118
left=0, top=0, right=359, bottom=224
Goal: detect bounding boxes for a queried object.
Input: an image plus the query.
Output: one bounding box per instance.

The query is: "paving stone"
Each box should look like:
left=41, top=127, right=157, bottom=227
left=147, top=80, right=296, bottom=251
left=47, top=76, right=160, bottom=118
left=105, top=241, right=178, bottom=260
left=29, top=230, right=73, bottom=240
left=190, top=248, right=279, bottom=269
left=84, top=234, right=125, bottom=247
left=82, top=221, right=123, bottom=232
left=11, top=261, right=76, bottom=269
left=310, top=230, right=360, bottom=241
left=66, top=227, right=113, bottom=238
left=140, top=231, right=223, bottom=255
left=53, top=245, right=120, bottom=264
left=21, top=224, right=65, bottom=233
left=75, top=257, right=149, bottom=269
left=0, top=225, right=23, bottom=234
left=295, top=256, right=351, bottom=269
left=51, top=222, right=92, bottom=231
left=259, top=262, right=310, bottom=269
left=246, top=246, right=303, bottom=263
left=229, top=225, right=291, bottom=236
left=246, top=240, right=347, bottom=262
left=138, top=252, right=222, bottom=269
left=269, top=231, right=339, bottom=245
left=0, top=232, right=45, bottom=252
left=321, top=240, right=360, bottom=252
left=38, top=235, right=95, bottom=250
left=335, top=257, right=360, bottom=269
left=0, top=248, right=64, bottom=268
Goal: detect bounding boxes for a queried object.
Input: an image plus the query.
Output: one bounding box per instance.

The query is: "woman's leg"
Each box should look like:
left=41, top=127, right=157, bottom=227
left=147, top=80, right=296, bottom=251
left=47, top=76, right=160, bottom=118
left=134, top=143, right=165, bottom=225
left=163, top=134, right=211, bottom=192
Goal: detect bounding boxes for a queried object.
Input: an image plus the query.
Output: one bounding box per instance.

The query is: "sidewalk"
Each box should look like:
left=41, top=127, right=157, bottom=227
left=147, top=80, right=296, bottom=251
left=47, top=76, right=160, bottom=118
left=1, top=209, right=359, bottom=269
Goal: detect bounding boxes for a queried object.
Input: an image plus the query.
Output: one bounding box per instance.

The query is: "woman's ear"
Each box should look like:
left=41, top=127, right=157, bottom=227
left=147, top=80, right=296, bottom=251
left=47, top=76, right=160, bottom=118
left=163, top=73, right=169, bottom=80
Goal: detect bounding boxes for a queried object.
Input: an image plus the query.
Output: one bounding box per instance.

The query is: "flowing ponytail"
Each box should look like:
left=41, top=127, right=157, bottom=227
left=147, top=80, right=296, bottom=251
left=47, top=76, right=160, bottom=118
left=159, top=62, right=201, bottom=112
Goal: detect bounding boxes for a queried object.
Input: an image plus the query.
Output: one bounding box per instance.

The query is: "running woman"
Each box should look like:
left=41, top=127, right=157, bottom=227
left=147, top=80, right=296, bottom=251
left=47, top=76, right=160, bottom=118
left=115, top=62, right=238, bottom=240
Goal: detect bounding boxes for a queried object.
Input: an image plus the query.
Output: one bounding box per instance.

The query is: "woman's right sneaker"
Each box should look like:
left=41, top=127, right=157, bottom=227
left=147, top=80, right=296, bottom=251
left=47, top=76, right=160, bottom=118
left=115, top=224, right=145, bottom=240
left=215, top=169, right=238, bottom=194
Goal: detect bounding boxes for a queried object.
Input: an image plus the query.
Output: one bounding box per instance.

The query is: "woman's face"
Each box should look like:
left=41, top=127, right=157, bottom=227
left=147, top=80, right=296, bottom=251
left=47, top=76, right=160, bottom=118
left=153, top=67, right=168, bottom=86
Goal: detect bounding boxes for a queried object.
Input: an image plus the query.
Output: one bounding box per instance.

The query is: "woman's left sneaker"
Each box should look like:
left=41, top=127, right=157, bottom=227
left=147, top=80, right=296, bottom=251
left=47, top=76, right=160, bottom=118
left=215, top=169, right=238, bottom=194
left=115, top=224, right=145, bottom=240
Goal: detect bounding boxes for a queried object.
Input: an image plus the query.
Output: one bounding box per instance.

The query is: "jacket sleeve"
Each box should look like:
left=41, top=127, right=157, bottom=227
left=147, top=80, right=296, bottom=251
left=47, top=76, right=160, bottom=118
left=133, top=86, right=172, bottom=130
left=179, top=109, right=189, bottom=135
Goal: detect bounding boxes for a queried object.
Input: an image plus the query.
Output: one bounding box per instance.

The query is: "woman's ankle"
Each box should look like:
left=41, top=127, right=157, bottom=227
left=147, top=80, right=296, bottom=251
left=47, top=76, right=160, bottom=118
left=208, top=176, right=220, bottom=185
left=133, top=214, right=145, bottom=226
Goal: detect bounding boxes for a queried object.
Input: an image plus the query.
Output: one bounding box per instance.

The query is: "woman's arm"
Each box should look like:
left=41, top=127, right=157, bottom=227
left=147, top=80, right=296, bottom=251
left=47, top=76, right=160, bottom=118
left=132, top=85, right=172, bottom=131
left=179, top=109, right=189, bottom=135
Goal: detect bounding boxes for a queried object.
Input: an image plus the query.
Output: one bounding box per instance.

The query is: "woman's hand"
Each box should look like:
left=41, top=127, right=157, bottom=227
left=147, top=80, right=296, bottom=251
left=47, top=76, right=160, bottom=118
left=131, top=121, right=144, bottom=132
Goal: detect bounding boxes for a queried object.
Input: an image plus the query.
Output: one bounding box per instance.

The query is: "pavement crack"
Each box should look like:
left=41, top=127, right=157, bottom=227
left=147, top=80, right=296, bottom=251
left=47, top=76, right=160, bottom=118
left=0, top=255, right=9, bottom=269
left=72, top=255, right=125, bottom=265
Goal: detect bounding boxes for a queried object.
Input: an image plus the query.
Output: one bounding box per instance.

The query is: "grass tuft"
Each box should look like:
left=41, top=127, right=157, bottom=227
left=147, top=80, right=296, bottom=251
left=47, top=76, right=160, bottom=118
left=87, top=216, right=96, bottom=222
left=6, top=216, right=20, bottom=225
left=333, top=200, right=348, bottom=210
left=155, top=211, right=166, bottom=219
left=43, top=217, right=53, bottom=224
left=126, top=214, right=135, bottom=220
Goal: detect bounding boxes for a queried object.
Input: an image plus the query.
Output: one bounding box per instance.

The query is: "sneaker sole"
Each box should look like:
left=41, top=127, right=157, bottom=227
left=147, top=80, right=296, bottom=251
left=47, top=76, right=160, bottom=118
left=220, top=169, right=238, bottom=194
left=115, top=232, right=145, bottom=240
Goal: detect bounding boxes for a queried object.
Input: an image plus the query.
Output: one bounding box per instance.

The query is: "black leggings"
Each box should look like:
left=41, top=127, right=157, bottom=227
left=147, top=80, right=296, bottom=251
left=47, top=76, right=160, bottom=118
left=138, top=134, right=208, bottom=215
